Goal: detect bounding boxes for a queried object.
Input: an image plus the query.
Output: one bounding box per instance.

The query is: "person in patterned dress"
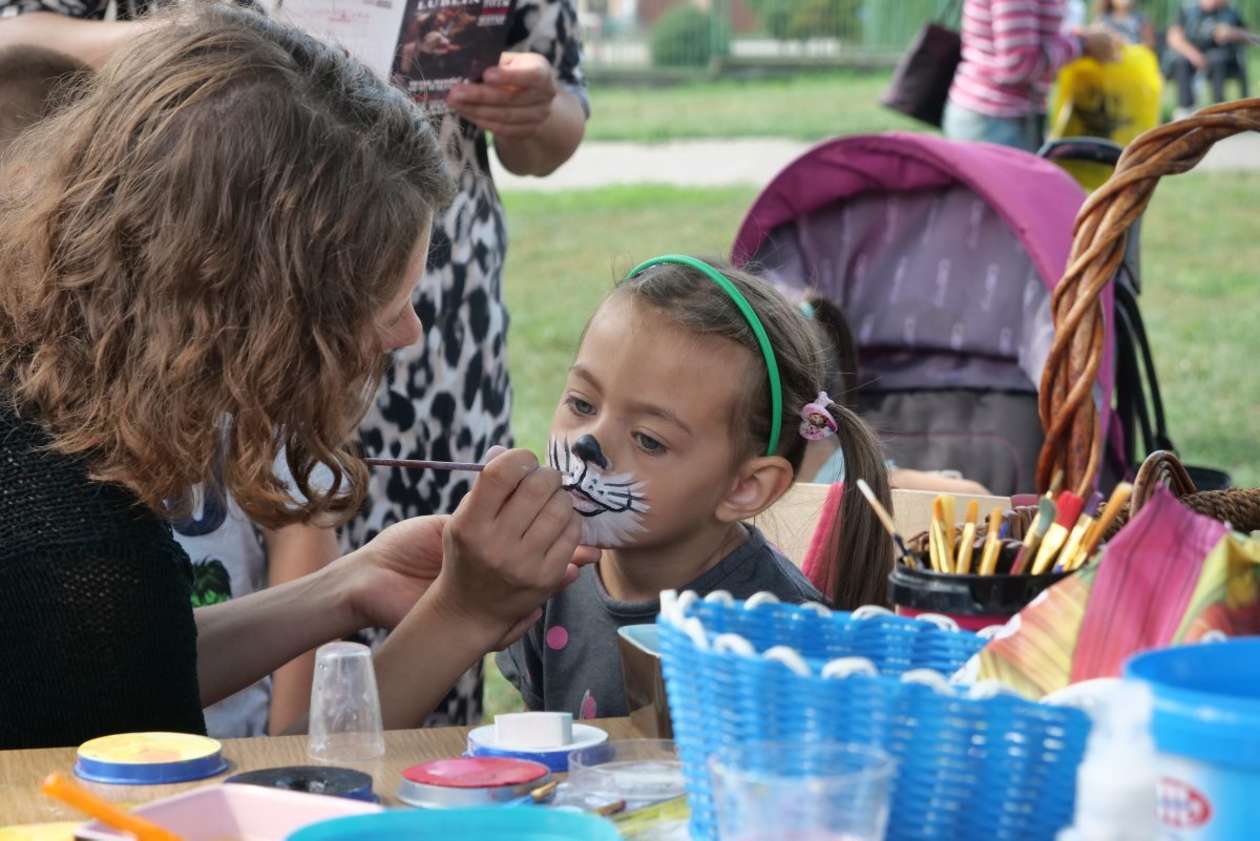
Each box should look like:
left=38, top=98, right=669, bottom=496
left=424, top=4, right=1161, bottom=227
left=343, top=4, right=589, bottom=727
left=0, top=0, right=588, bottom=727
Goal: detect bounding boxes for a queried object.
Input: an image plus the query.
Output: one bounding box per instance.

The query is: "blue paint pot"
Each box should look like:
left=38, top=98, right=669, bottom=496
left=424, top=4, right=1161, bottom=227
left=1127, top=639, right=1260, bottom=839
left=285, top=807, right=622, bottom=841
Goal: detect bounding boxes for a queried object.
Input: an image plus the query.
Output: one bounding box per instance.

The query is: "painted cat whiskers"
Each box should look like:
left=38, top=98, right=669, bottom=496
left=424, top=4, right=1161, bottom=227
left=547, top=436, right=650, bottom=548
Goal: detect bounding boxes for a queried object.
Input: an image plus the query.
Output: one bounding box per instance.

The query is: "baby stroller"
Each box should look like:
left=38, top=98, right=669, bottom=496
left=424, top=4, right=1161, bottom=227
left=731, top=133, right=1115, bottom=496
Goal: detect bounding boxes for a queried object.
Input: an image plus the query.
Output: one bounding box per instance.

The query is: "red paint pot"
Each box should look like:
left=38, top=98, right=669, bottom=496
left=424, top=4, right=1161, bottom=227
left=397, top=757, right=550, bottom=808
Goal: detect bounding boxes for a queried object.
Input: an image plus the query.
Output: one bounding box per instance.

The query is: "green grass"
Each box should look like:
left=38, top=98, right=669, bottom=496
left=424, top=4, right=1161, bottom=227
left=1138, top=172, right=1260, bottom=487
left=583, top=53, right=1260, bottom=143
left=483, top=172, right=1260, bottom=718
left=585, top=71, right=921, bottom=142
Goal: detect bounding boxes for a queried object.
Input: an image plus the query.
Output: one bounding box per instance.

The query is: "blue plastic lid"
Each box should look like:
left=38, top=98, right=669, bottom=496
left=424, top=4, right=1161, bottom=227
left=285, top=807, right=622, bottom=841
left=1126, top=639, right=1260, bottom=769
left=74, top=732, right=228, bottom=785
left=617, top=624, right=660, bottom=656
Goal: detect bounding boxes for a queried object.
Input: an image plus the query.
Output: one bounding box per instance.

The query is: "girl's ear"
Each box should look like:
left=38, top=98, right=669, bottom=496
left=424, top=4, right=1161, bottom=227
left=714, top=455, right=795, bottom=523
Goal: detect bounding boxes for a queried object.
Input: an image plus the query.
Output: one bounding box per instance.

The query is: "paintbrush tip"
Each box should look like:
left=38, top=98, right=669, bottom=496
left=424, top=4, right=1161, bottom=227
left=855, top=478, right=877, bottom=501
left=965, top=500, right=979, bottom=521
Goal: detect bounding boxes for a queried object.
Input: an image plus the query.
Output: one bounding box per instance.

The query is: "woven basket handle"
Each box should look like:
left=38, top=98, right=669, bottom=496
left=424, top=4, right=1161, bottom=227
left=1036, top=98, right=1260, bottom=496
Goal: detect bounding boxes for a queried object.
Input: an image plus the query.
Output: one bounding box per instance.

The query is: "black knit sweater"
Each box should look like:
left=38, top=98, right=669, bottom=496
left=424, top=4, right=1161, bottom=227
left=0, top=402, right=205, bottom=749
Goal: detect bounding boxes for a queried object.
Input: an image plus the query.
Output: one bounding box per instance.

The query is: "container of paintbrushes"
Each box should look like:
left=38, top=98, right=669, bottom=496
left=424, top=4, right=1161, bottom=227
left=888, top=563, right=1072, bottom=632
left=892, top=502, right=1073, bottom=631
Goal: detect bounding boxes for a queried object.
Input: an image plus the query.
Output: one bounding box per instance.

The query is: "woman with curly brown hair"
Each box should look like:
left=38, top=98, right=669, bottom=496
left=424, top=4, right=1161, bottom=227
left=0, top=3, right=588, bottom=750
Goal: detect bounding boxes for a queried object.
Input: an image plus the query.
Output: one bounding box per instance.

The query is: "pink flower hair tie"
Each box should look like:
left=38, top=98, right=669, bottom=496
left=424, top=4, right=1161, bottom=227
left=799, top=392, right=838, bottom=441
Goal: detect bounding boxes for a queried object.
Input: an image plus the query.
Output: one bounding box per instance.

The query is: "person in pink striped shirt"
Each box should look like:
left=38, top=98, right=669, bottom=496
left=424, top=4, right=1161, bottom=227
left=943, top=0, right=1121, bottom=151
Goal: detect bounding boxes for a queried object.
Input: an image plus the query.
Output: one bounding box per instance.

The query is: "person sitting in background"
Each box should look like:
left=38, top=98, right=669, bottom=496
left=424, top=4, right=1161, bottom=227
left=797, top=295, right=992, bottom=498
left=1095, top=0, right=1157, bottom=49
left=1166, top=0, right=1251, bottom=116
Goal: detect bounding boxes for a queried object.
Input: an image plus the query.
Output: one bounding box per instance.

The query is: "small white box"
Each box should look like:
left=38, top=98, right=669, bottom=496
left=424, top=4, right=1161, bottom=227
left=494, top=711, right=574, bottom=749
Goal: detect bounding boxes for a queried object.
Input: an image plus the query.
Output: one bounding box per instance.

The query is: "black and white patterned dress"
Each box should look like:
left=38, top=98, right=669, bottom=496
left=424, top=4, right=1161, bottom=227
left=340, top=1, right=588, bottom=726
left=1, top=0, right=587, bottom=727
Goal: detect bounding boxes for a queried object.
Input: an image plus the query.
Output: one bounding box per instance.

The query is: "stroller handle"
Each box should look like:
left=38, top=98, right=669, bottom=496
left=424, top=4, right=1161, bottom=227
left=1037, top=98, right=1260, bottom=496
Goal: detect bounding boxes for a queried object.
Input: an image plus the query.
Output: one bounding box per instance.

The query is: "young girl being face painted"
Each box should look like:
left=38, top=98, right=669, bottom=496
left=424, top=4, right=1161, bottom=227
left=499, top=259, right=895, bottom=723
left=546, top=260, right=894, bottom=610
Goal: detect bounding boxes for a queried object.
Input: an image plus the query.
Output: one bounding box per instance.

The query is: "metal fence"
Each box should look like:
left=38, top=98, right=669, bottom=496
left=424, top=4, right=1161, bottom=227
left=582, top=0, right=1260, bottom=77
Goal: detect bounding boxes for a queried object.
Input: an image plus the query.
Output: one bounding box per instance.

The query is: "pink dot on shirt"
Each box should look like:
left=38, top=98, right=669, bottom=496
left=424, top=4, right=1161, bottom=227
left=545, top=625, right=569, bottom=651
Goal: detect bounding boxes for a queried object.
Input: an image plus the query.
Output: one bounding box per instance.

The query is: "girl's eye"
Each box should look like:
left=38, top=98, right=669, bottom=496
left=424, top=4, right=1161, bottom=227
left=635, top=433, right=666, bottom=454
left=568, top=396, right=595, bottom=416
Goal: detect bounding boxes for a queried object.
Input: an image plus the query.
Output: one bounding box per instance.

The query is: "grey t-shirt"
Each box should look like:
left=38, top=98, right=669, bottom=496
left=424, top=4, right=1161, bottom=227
left=496, top=525, right=823, bottom=719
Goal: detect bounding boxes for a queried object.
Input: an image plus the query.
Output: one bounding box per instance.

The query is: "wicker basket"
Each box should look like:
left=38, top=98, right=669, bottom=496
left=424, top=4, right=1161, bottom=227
left=1103, top=450, right=1260, bottom=539
left=1037, top=98, right=1260, bottom=497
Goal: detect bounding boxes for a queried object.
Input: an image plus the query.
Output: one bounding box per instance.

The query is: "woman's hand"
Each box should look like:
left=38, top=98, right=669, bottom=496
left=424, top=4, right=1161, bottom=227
left=447, top=52, right=557, bottom=139
left=344, top=448, right=593, bottom=638
left=431, top=448, right=587, bottom=635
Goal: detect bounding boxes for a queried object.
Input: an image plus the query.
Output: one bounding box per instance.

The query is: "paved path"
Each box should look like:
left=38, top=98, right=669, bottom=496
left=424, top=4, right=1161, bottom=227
left=492, top=132, right=1260, bottom=191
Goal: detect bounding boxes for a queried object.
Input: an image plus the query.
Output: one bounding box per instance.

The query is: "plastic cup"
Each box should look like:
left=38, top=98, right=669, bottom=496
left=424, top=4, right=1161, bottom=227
left=307, top=642, right=385, bottom=763
left=709, top=741, right=894, bottom=841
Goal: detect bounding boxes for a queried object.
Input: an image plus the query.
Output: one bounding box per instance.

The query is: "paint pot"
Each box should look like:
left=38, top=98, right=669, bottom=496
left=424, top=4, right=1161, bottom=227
left=888, top=564, right=1071, bottom=632
left=465, top=723, right=608, bottom=772
left=286, top=807, right=621, bottom=841
left=225, top=766, right=375, bottom=803
left=1127, top=639, right=1260, bottom=840
left=567, top=740, right=683, bottom=811
left=74, top=732, right=228, bottom=785
left=396, top=757, right=550, bottom=808
left=75, top=784, right=380, bottom=841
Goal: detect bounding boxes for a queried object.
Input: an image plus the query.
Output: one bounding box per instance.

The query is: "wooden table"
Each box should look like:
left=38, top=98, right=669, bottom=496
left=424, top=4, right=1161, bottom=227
left=0, top=719, right=641, bottom=824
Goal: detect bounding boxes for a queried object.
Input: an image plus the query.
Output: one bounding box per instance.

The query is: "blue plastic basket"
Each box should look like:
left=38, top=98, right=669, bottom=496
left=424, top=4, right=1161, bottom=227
left=658, top=591, right=1090, bottom=841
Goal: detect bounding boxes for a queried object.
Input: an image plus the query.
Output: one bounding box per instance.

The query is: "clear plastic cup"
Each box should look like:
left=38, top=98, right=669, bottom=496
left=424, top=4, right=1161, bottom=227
left=709, top=741, right=894, bottom=841
left=307, top=642, right=385, bottom=763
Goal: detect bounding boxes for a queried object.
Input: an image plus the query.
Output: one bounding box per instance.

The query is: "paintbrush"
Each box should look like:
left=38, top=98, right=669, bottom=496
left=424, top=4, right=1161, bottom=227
left=854, top=478, right=918, bottom=568
left=1046, top=468, right=1064, bottom=499
left=955, top=500, right=979, bottom=574
left=977, top=506, right=1004, bottom=576
left=1067, top=482, right=1133, bottom=571
left=940, top=494, right=957, bottom=561
left=931, top=496, right=949, bottom=573
left=1011, top=497, right=1056, bottom=575
left=1031, top=491, right=1083, bottom=575
left=1055, top=491, right=1103, bottom=573
left=931, top=518, right=950, bottom=574
left=365, top=457, right=486, bottom=472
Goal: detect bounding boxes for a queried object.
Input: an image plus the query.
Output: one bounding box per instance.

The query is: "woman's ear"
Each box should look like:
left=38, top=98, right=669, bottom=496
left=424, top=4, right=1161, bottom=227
left=714, top=455, right=795, bottom=523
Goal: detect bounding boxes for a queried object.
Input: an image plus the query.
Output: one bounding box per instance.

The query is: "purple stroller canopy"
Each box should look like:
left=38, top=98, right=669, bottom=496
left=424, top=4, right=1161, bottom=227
left=731, top=132, right=1115, bottom=448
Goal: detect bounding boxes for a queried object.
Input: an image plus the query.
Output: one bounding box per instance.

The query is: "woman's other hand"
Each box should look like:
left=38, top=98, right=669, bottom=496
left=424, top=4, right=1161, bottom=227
left=447, top=52, right=557, bottom=139
left=345, top=448, right=594, bottom=639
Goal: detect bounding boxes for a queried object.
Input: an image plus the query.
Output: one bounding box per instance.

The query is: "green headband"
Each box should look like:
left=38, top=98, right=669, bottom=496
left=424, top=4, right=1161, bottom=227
left=626, top=255, right=784, bottom=457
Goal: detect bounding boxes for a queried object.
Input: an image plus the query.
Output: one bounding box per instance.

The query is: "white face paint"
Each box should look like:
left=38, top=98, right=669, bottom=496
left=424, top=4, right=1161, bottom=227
left=547, top=436, right=650, bottom=548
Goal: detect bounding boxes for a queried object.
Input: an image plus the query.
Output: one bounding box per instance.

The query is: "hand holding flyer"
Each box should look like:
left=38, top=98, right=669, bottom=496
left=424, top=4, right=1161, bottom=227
left=447, top=52, right=558, bottom=137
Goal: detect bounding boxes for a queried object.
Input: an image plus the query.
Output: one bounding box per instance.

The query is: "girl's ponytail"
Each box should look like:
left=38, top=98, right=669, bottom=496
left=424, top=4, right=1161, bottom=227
left=828, top=403, right=894, bottom=609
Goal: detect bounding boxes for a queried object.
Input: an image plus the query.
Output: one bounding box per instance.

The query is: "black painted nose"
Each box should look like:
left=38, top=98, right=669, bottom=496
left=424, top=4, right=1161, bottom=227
left=571, top=434, right=609, bottom=470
